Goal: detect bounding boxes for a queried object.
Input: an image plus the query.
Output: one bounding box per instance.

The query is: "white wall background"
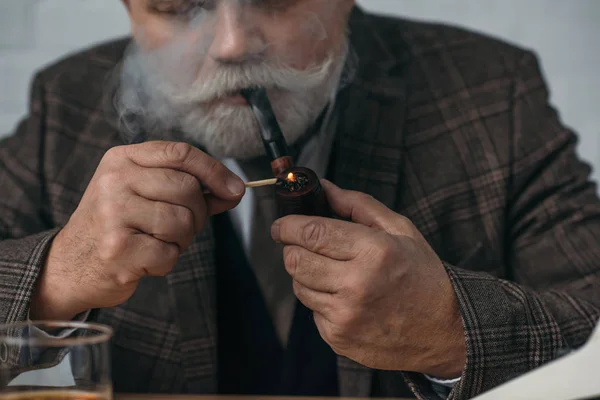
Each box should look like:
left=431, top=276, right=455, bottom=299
left=360, top=0, right=600, bottom=184
left=0, top=0, right=598, bottom=181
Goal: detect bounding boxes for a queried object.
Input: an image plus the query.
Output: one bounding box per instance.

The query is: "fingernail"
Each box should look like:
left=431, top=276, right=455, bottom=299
left=226, top=176, right=245, bottom=196
left=271, top=220, right=281, bottom=242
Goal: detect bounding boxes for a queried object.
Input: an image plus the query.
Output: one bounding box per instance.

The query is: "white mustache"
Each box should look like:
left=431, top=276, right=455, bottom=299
left=151, top=57, right=335, bottom=107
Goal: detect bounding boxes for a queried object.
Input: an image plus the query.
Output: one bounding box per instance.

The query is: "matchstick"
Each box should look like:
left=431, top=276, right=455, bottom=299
left=202, top=178, right=278, bottom=194
left=245, top=178, right=278, bottom=188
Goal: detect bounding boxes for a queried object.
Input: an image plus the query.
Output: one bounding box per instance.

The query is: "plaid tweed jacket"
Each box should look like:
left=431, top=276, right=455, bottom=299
left=1, top=7, right=599, bottom=400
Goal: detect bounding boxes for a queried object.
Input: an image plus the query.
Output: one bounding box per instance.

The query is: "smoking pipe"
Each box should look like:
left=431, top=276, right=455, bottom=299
left=241, top=88, right=330, bottom=218
left=240, top=88, right=294, bottom=176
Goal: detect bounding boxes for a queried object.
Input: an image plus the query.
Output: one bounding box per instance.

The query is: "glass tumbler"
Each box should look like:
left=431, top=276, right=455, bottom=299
left=0, top=321, right=112, bottom=400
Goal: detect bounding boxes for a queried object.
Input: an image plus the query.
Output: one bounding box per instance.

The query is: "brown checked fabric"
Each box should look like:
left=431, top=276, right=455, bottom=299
left=1, top=7, right=599, bottom=400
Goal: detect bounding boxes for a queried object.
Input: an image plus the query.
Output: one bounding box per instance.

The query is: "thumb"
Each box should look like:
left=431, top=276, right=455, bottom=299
left=321, top=179, right=403, bottom=234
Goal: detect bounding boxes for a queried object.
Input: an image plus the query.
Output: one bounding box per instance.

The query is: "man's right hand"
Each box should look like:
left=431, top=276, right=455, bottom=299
left=30, top=141, right=245, bottom=321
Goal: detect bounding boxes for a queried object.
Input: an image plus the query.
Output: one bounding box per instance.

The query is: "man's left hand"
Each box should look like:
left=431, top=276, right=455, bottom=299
left=271, top=179, right=466, bottom=379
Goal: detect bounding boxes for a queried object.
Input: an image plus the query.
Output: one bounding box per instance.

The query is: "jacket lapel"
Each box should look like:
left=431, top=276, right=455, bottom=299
left=330, top=8, right=410, bottom=209
left=330, top=7, right=411, bottom=397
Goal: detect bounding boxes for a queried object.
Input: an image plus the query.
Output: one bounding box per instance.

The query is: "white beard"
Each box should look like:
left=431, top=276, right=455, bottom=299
left=117, top=39, right=348, bottom=160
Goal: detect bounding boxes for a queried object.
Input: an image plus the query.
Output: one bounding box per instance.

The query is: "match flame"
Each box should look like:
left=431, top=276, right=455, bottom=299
left=287, top=172, right=296, bottom=182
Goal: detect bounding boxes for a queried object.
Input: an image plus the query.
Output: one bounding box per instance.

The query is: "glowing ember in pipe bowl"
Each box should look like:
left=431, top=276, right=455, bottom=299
left=279, top=172, right=309, bottom=193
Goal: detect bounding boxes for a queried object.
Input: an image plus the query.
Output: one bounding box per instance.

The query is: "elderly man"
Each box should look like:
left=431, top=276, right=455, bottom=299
left=1, top=0, right=599, bottom=399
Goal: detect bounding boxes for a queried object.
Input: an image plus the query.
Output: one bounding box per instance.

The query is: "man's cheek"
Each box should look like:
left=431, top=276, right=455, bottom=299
left=134, top=15, right=213, bottom=51
left=261, top=15, right=333, bottom=68
left=132, top=17, right=177, bottom=48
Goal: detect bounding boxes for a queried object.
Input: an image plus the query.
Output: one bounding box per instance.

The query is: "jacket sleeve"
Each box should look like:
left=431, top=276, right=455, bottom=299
left=405, top=51, right=600, bottom=399
left=0, top=73, right=61, bottom=325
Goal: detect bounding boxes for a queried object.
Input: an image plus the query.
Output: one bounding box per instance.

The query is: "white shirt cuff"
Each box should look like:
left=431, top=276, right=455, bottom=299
left=23, top=310, right=91, bottom=365
left=26, top=309, right=91, bottom=339
left=425, top=374, right=461, bottom=388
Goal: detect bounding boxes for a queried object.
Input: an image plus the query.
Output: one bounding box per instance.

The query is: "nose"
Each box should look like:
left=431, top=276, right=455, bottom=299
left=208, top=3, right=263, bottom=64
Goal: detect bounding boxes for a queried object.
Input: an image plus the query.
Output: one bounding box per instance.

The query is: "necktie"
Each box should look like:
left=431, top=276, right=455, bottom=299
left=239, top=155, right=297, bottom=347
left=236, top=103, right=339, bottom=347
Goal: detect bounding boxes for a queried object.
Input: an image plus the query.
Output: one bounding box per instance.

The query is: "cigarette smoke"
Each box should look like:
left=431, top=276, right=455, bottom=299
left=113, top=1, right=354, bottom=160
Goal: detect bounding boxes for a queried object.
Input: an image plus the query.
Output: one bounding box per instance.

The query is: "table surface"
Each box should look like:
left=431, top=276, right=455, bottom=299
left=117, top=396, right=409, bottom=400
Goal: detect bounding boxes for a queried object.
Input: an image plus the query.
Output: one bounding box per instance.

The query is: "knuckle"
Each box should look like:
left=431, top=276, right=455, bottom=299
left=157, top=244, right=180, bottom=274
left=102, top=147, right=130, bottom=171
left=397, top=214, right=412, bottom=226
left=98, top=232, right=128, bottom=262
left=163, top=142, right=193, bottom=165
left=113, top=271, right=136, bottom=288
left=329, top=345, right=345, bottom=357
left=350, top=190, right=373, bottom=205
left=327, top=320, right=350, bottom=348
left=103, top=146, right=124, bottom=162
left=341, top=274, right=369, bottom=302
left=153, top=203, right=178, bottom=228
left=395, top=214, right=416, bottom=234
left=359, top=192, right=375, bottom=203
left=337, top=308, right=358, bottom=332
left=283, top=246, right=300, bottom=274
left=97, top=200, right=122, bottom=222
left=166, top=243, right=181, bottom=262
left=153, top=201, right=170, bottom=219
left=292, top=279, right=304, bottom=296
left=150, top=202, right=170, bottom=230
left=174, top=206, right=195, bottom=232
left=358, top=236, right=377, bottom=259
left=351, top=284, right=371, bottom=302
left=362, top=232, right=395, bottom=263
left=379, top=236, right=398, bottom=263
left=177, top=172, right=200, bottom=194
left=302, top=221, right=328, bottom=249
left=135, top=239, right=180, bottom=278
left=95, top=170, right=122, bottom=191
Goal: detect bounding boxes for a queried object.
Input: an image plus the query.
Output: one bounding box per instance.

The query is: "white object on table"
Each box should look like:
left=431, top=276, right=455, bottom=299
left=473, top=319, right=600, bottom=400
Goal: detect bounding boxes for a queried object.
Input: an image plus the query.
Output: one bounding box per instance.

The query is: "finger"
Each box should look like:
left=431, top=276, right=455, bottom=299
left=120, top=197, right=196, bottom=251
left=204, top=195, right=243, bottom=216
left=126, top=166, right=207, bottom=232
left=283, top=245, right=345, bottom=293
left=321, top=179, right=408, bottom=235
left=313, top=312, right=335, bottom=337
left=123, top=233, right=181, bottom=277
left=293, top=280, right=333, bottom=315
left=313, top=311, right=349, bottom=356
left=121, top=141, right=246, bottom=200
left=273, top=215, right=376, bottom=260
left=312, top=311, right=343, bottom=352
